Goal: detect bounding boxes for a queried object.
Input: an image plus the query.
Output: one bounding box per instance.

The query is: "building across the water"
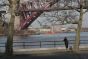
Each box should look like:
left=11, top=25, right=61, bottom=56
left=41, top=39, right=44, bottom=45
left=81, top=28, right=88, bottom=32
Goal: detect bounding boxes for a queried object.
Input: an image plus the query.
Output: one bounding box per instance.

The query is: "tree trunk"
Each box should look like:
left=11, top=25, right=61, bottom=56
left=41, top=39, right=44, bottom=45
left=73, top=0, right=83, bottom=52
left=0, top=14, right=3, bottom=35
left=5, top=0, right=16, bottom=56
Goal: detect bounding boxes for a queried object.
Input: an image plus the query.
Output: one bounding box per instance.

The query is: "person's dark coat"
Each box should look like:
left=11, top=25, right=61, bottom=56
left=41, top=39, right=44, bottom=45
left=63, top=37, right=68, bottom=48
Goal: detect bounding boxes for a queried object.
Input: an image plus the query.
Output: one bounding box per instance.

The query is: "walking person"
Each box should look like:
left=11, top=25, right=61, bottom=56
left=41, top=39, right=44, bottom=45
left=63, top=37, right=69, bottom=51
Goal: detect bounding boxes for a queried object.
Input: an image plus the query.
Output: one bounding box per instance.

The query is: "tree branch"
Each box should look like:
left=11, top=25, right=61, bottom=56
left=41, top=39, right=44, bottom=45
left=8, top=0, right=12, bottom=5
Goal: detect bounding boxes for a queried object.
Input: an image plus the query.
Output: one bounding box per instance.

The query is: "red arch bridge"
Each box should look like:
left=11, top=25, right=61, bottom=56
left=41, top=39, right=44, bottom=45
left=1, top=0, right=88, bottom=30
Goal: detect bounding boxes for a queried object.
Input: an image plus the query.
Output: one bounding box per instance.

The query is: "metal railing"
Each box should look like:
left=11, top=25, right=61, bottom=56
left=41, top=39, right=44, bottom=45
left=0, top=40, right=88, bottom=48
left=13, top=41, right=64, bottom=48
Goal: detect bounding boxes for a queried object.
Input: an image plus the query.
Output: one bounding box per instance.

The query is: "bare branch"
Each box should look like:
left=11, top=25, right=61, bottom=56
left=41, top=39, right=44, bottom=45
left=8, top=0, right=12, bottom=4
left=75, top=9, right=80, bottom=12
left=83, top=9, right=88, bottom=14
left=77, top=0, right=80, bottom=5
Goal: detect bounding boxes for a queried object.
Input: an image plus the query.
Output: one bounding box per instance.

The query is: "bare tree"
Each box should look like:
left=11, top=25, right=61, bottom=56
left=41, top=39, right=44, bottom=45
left=73, top=0, right=84, bottom=52
left=5, top=0, right=20, bottom=56
left=56, top=10, right=79, bottom=25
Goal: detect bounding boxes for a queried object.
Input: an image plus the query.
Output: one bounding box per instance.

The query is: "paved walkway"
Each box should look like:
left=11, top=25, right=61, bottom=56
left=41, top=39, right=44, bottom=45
left=0, top=51, right=88, bottom=59
left=13, top=47, right=88, bottom=54
left=0, top=47, right=88, bottom=59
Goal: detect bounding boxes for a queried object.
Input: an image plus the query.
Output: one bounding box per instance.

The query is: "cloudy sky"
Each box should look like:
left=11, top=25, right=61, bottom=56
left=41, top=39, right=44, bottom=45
left=31, top=12, right=88, bottom=28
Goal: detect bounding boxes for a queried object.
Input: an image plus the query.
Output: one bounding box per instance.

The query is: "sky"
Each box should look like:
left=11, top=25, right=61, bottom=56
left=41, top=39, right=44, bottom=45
left=31, top=12, right=88, bottom=28
left=82, top=12, right=88, bottom=28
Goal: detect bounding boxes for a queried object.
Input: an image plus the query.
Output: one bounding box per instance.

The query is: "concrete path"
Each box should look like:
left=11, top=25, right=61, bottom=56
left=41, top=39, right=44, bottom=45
left=0, top=47, right=88, bottom=59
left=0, top=51, right=88, bottom=59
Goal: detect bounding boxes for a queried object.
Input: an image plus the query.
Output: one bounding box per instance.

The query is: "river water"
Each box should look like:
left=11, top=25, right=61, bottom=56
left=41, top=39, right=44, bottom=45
left=0, top=32, right=88, bottom=52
